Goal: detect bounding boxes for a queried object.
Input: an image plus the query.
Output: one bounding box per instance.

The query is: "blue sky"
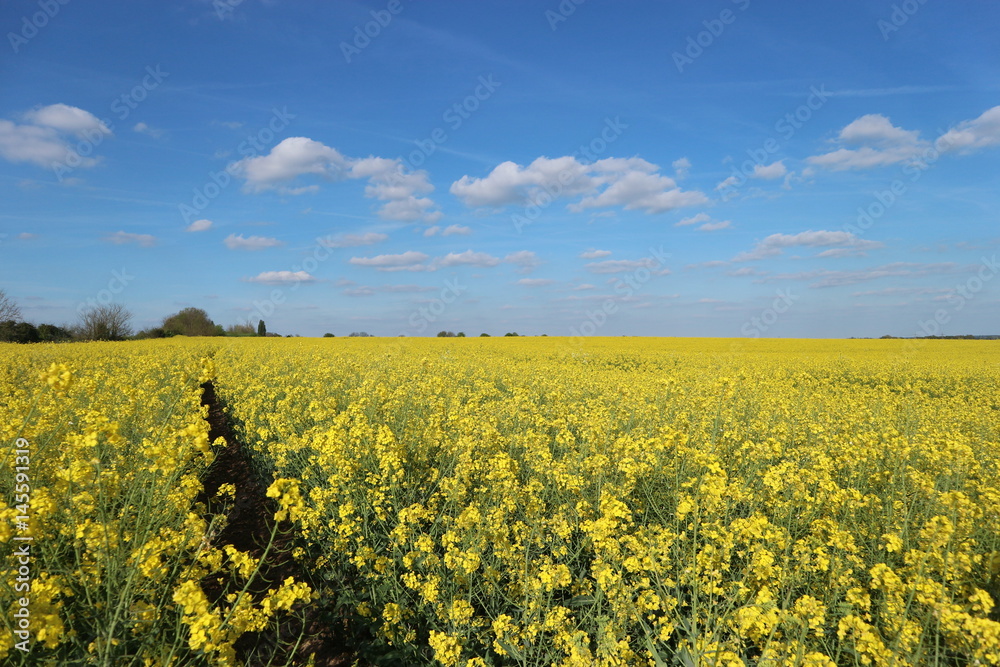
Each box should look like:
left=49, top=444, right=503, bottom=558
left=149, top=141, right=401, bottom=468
left=1, top=0, right=998, bottom=338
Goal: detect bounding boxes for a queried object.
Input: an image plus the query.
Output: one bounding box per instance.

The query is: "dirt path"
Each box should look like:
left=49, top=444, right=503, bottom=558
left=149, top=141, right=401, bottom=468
left=197, top=380, right=354, bottom=666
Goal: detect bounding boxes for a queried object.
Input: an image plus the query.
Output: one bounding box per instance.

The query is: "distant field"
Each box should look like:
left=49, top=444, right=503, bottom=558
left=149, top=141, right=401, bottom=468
left=3, top=338, right=1000, bottom=665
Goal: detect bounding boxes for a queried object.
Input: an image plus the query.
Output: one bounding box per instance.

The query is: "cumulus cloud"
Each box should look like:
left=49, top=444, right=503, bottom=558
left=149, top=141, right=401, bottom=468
left=133, top=122, right=165, bottom=139
left=232, top=137, right=442, bottom=223
left=505, top=250, right=541, bottom=273
left=807, top=114, right=929, bottom=170
left=676, top=212, right=711, bottom=227
left=224, top=233, right=283, bottom=250
left=0, top=104, right=112, bottom=169
left=517, top=278, right=553, bottom=287
left=319, top=232, right=388, bottom=248
left=579, top=249, right=612, bottom=259
left=349, top=251, right=431, bottom=272
left=451, top=155, right=707, bottom=214
left=186, top=219, right=213, bottom=232
left=244, top=271, right=316, bottom=284
left=734, top=230, right=883, bottom=262
left=752, top=161, right=787, bottom=179
left=672, top=156, right=691, bottom=178
left=936, top=105, right=1000, bottom=153
left=585, top=258, right=660, bottom=274
left=348, top=248, right=518, bottom=272
left=424, top=224, right=472, bottom=237
left=436, top=250, right=501, bottom=268
left=676, top=212, right=730, bottom=231
left=105, top=231, right=156, bottom=247
left=23, top=103, right=111, bottom=137
left=698, top=219, right=732, bottom=231
left=715, top=175, right=740, bottom=191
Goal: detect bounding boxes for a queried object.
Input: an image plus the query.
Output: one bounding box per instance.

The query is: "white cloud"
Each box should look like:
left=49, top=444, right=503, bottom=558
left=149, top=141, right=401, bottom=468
left=424, top=224, right=472, bottom=237
left=451, top=155, right=706, bottom=214
left=672, top=156, right=691, bottom=178
left=574, top=283, right=596, bottom=290
left=186, top=219, right=213, bottom=232
left=235, top=137, right=349, bottom=189
left=17, top=233, right=37, bottom=240
left=232, top=137, right=441, bottom=223
left=808, top=114, right=928, bottom=170
left=349, top=251, right=430, bottom=272
left=105, top=231, right=156, bottom=247
left=728, top=266, right=768, bottom=277
left=224, top=234, right=283, bottom=250
left=245, top=270, right=316, bottom=284
left=579, top=249, right=612, bottom=258
left=0, top=103, right=113, bottom=169
left=24, top=103, right=111, bottom=137
left=133, top=122, right=164, bottom=139
left=936, top=105, right=1000, bottom=153
left=504, top=250, right=540, bottom=273
left=585, top=258, right=659, bottom=274
left=517, top=278, right=553, bottom=287
left=715, top=175, right=740, bottom=191
left=436, top=250, right=501, bottom=268
left=570, top=167, right=708, bottom=214
left=676, top=212, right=711, bottom=226
left=734, top=230, right=884, bottom=262
left=752, top=160, right=787, bottom=179
left=698, top=220, right=732, bottom=231
left=319, top=232, right=388, bottom=248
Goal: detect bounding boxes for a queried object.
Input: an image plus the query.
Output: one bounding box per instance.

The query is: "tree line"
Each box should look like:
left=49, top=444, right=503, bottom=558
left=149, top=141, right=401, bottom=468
left=0, top=290, right=277, bottom=343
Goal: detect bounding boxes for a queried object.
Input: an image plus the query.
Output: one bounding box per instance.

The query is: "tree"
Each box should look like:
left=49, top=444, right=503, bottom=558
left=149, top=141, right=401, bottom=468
left=134, top=327, right=166, bottom=339
left=504, top=332, right=520, bottom=337
left=226, top=322, right=255, bottom=336
left=257, top=320, right=266, bottom=337
left=78, top=304, right=133, bottom=341
left=479, top=333, right=490, bottom=337
left=456, top=332, right=466, bottom=337
left=437, top=331, right=456, bottom=337
left=0, top=289, right=21, bottom=322
left=162, top=307, right=220, bottom=337
left=36, top=323, right=72, bottom=342
left=323, top=333, right=335, bottom=338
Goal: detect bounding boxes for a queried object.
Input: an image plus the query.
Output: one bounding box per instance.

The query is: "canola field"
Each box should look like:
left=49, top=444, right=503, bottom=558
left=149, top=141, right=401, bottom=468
left=2, top=337, right=1000, bottom=666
